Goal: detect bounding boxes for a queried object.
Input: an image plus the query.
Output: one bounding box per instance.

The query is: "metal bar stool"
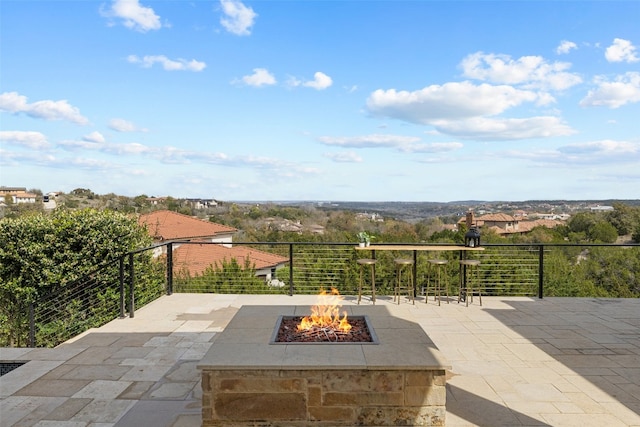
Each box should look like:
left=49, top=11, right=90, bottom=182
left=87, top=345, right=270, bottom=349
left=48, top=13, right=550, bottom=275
left=394, top=258, right=414, bottom=305
left=356, top=258, right=377, bottom=305
left=426, top=259, right=449, bottom=305
left=458, top=259, right=482, bottom=306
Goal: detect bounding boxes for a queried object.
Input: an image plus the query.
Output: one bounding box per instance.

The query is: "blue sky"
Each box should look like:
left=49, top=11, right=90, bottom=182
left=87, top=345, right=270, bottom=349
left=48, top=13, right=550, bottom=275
left=1, top=1, right=639, bottom=202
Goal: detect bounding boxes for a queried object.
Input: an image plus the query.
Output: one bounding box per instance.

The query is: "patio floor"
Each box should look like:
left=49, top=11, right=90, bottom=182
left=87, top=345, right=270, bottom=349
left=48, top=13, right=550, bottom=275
left=1, top=294, right=639, bottom=426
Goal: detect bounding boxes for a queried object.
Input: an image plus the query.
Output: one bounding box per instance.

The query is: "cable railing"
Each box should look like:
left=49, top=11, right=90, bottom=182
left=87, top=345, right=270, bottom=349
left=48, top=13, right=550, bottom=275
left=11, top=241, right=640, bottom=347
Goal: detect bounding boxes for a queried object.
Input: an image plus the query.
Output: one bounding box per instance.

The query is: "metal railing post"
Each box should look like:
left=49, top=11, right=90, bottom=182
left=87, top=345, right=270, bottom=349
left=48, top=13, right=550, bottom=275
left=128, top=253, right=135, bottom=318
left=538, top=245, right=544, bottom=299
left=288, top=243, right=294, bottom=296
left=28, top=302, right=35, bottom=347
left=119, top=257, right=125, bottom=318
left=167, top=243, right=173, bottom=295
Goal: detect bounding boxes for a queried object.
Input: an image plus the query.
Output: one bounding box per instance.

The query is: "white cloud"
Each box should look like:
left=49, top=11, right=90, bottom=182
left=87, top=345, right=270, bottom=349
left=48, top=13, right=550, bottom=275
left=0, top=91, right=89, bottom=125
left=318, top=134, right=420, bottom=149
left=58, top=140, right=102, bottom=150
left=511, top=139, right=640, bottom=166
left=69, top=157, right=119, bottom=170
left=324, top=151, right=363, bottom=163
left=580, top=72, right=640, bottom=108
left=558, top=139, right=639, bottom=156
left=219, top=0, right=257, bottom=36
left=404, top=142, right=464, bottom=153
left=237, top=68, right=277, bottom=87
left=460, top=52, right=582, bottom=90
left=317, top=134, right=463, bottom=153
left=0, top=130, right=50, bottom=149
left=433, top=116, right=576, bottom=141
left=287, top=72, right=333, bottom=90
left=59, top=138, right=152, bottom=155
left=605, top=38, right=639, bottom=63
left=556, top=40, right=577, bottom=55
left=366, top=82, right=542, bottom=123
left=102, top=0, right=162, bottom=32
left=82, top=131, right=105, bottom=143
left=109, top=118, right=147, bottom=132
left=365, top=79, right=579, bottom=140
left=127, top=55, right=206, bottom=71
left=303, top=72, right=333, bottom=90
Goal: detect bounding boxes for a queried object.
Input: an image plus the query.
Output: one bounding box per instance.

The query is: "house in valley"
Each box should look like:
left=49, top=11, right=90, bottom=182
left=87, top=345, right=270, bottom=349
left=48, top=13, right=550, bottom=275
left=138, top=210, right=288, bottom=282
left=459, top=211, right=564, bottom=236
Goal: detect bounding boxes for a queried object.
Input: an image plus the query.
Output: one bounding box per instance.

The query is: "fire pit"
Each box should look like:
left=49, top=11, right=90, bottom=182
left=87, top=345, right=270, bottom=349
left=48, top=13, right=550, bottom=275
left=272, top=315, right=378, bottom=344
left=199, top=296, right=450, bottom=426
left=272, top=287, right=378, bottom=344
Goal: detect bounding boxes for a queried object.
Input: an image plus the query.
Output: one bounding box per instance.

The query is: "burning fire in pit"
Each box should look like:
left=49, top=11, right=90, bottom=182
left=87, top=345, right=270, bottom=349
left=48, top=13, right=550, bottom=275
left=298, top=287, right=351, bottom=333
left=272, top=288, right=376, bottom=344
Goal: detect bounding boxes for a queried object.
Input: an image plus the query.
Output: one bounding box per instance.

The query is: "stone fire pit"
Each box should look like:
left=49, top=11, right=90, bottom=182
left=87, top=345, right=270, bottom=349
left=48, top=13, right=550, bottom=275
left=198, top=305, right=450, bottom=426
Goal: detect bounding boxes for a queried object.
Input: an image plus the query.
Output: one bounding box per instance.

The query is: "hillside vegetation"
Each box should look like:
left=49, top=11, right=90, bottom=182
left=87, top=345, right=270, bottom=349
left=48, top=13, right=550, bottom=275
left=1, top=190, right=640, bottom=347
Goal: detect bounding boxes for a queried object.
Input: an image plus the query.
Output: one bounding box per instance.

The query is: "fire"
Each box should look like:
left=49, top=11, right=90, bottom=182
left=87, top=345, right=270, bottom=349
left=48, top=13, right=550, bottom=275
left=297, top=288, right=352, bottom=333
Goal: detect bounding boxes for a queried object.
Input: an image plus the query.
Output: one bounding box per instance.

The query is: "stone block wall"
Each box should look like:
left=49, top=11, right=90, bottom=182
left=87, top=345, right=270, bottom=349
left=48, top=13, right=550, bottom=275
left=201, top=368, right=446, bottom=426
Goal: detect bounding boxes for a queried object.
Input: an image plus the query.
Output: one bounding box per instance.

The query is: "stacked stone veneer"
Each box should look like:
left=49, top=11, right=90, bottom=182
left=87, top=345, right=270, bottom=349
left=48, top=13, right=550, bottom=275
left=198, top=305, right=450, bottom=426
left=202, top=368, right=446, bottom=426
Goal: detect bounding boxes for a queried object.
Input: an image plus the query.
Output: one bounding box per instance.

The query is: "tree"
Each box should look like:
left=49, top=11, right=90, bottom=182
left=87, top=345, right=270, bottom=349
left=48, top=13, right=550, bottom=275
left=606, top=203, right=633, bottom=235
left=0, top=208, right=152, bottom=346
left=568, top=212, right=597, bottom=235
left=588, top=221, right=618, bottom=243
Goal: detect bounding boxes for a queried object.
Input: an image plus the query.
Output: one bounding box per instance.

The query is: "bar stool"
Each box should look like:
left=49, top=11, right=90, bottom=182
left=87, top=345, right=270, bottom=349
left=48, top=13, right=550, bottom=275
left=394, top=258, right=414, bottom=305
left=356, top=258, right=377, bottom=305
left=458, top=259, right=482, bottom=306
left=426, top=259, right=449, bottom=305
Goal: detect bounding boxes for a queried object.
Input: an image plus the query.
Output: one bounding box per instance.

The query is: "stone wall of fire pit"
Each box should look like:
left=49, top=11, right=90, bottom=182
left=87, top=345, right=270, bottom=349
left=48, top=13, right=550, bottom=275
left=198, top=305, right=450, bottom=426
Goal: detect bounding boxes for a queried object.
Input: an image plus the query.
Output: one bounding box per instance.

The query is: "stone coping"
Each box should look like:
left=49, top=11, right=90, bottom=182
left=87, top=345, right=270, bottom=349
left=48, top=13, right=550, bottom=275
left=198, top=305, right=450, bottom=371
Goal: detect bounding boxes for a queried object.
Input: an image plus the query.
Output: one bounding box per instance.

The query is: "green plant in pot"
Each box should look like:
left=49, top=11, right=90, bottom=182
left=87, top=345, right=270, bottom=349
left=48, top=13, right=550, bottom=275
left=357, top=231, right=375, bottom=247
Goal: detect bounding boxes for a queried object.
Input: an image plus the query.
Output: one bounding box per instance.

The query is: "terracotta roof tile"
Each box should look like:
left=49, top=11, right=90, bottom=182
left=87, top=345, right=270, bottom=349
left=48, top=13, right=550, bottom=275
left=477, top=213, right=516, bottom=222
left=172, top=243, right=289, bottom=276
left=138, top=210, right=236, bottom=241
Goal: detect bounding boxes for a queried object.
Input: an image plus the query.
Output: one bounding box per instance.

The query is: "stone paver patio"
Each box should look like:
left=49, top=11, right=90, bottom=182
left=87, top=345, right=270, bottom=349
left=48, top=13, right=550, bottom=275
left=1, top=294, right=639, bottom=426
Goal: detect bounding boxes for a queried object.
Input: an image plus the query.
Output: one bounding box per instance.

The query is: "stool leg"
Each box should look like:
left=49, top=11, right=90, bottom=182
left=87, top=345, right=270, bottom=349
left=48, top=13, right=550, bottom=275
left=407, top=265, right=414, bottom=305
left=358, top=265, right=363, bottom=305
left=370, top=264, right=376, bottom=305
left=466, top=276, right=470, bottom=307
left=425, top=263, right=431, bottom=304
left=410, top=267, right=415, bottom=305
left=436, top=265, right=442, bottom=306
left=444, top=266, right=450, bottom=304
left=458, top=264, right=462, bottom=304
left=476, top=266, right=482, bottom=306
left=396, top=265, right=401, bottom=305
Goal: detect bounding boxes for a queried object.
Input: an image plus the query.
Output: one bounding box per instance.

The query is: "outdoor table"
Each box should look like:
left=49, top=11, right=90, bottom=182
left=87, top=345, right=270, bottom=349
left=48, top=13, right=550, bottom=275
left=355, top=245, right=485, bottom=297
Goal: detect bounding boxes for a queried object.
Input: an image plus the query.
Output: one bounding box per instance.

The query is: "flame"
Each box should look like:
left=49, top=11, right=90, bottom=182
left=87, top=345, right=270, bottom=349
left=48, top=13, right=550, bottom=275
left=297, top=288, right=352, bottom=333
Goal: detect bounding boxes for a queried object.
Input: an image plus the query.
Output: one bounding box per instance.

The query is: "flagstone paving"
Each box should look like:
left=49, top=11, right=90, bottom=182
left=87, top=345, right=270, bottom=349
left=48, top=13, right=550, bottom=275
left=1, top=294, right=639, bottom=426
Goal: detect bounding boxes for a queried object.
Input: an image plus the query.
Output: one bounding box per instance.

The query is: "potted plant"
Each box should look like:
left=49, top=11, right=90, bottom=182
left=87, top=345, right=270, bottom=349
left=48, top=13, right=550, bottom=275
left=357, top=231, right=375, bottom=247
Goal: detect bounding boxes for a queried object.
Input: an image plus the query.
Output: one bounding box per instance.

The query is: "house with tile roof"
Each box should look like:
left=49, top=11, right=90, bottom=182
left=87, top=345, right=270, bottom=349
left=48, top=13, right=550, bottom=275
left=7, top=191, right=37, bottom=204
left=172, top=243, right=289, bottom=282
left=477, top=213, right=519, bottom=234
left=459, top=211, right=564, bottom=235
left=138, top=210, right=288, bottom=282
left=139, top=210, right=237, bottom=244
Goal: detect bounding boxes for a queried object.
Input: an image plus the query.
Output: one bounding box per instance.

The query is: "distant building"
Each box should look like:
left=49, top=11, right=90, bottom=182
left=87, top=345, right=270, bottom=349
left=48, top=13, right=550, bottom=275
left=1, top=189, right=38, bottom=204
left=459, top=211, right=565, bottom=235
left=590, top=205, right=614, bottom=212
left=0, top=186, right=27, bottom=195
left=185, top=198, right=218, bottom=209
left=477, top=213, right=519, bottom=234
left=146, top=197, right=167, bottom=205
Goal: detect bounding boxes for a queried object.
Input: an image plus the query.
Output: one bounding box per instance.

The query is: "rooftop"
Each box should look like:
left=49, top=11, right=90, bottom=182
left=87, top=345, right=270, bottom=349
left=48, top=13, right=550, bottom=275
left=1, top=295, right=639, bottom=426
left=138, top=210, right=237, bottom=241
